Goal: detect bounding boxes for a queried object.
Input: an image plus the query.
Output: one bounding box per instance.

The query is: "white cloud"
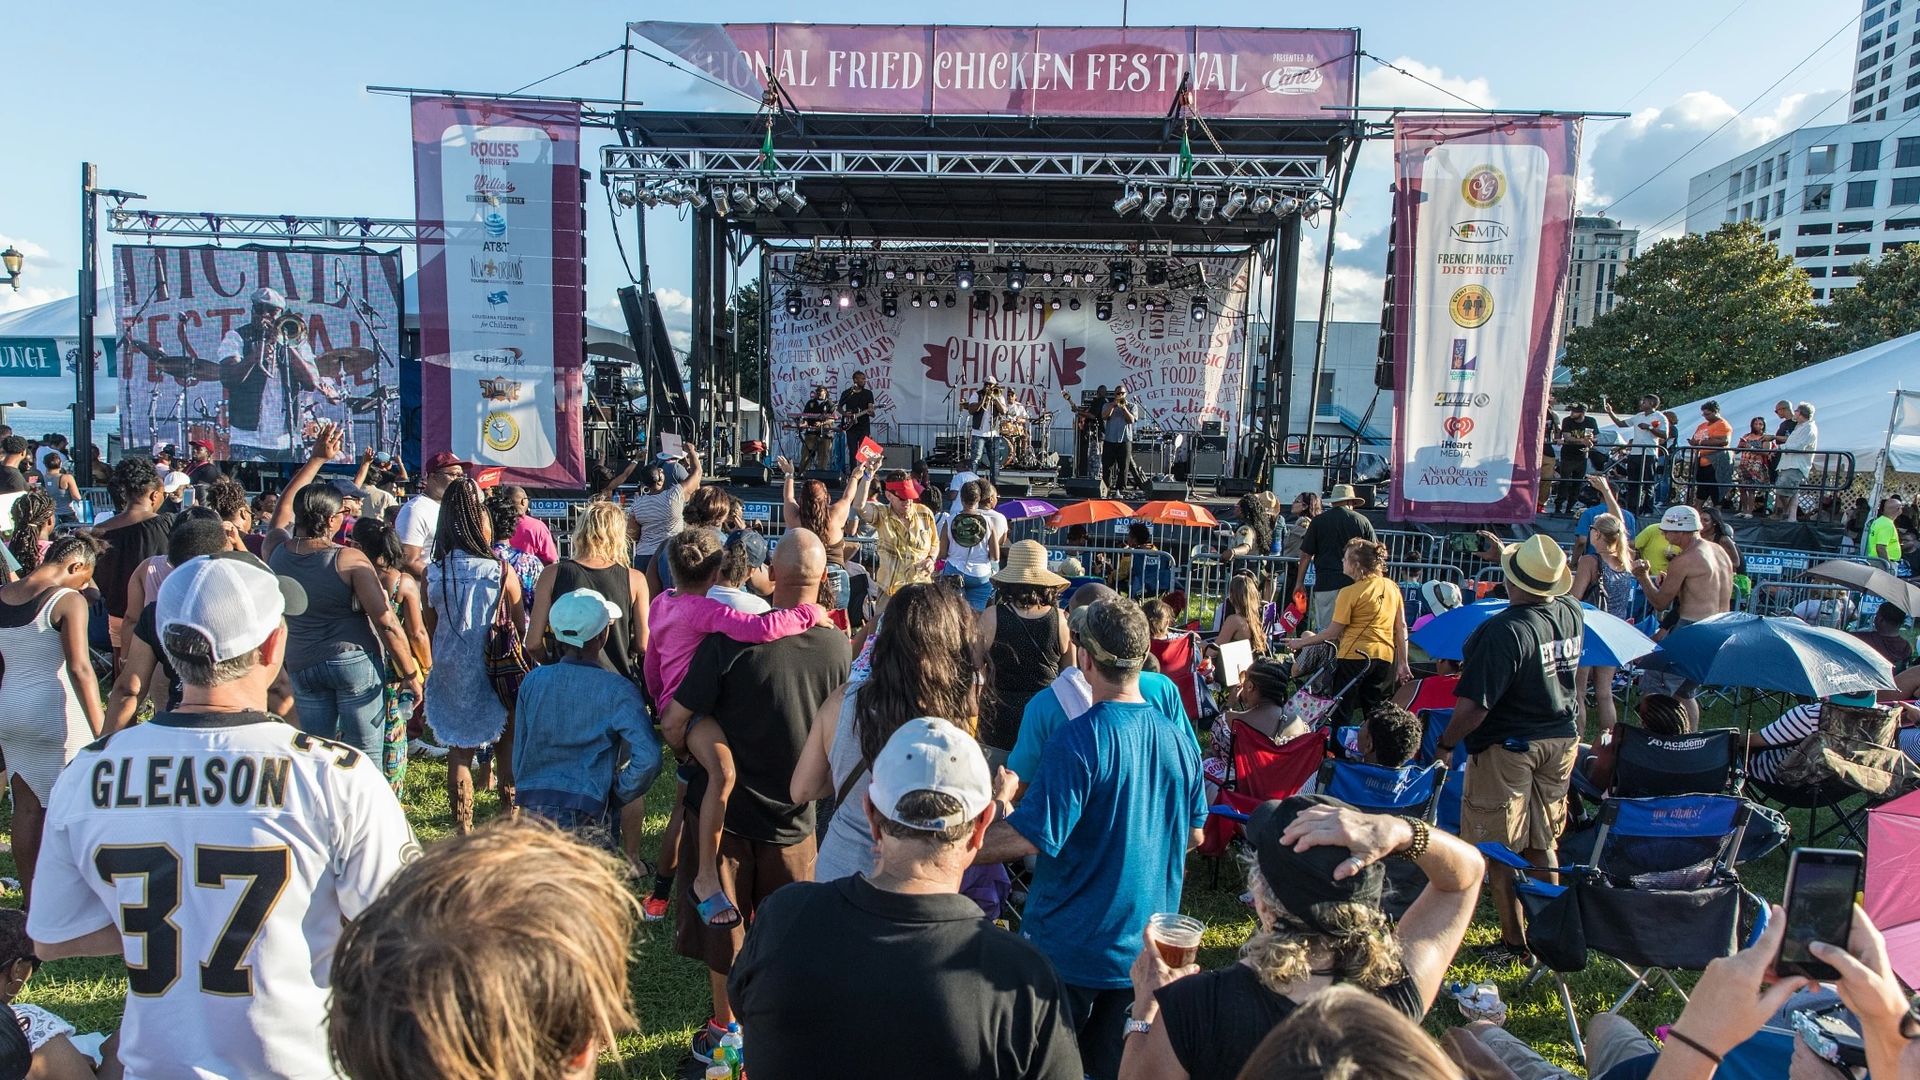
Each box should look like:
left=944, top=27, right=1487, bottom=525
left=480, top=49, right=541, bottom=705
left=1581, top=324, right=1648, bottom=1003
left=0, top=234, right=71, bottom=316
left=1358, top=57, right=1497, bottom=112
left=1582, top=88, right=1845, bottom=236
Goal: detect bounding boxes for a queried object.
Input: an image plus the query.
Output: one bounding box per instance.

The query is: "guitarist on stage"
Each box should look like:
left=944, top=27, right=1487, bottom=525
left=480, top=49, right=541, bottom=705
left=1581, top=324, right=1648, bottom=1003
left=836, top=371, right=877, bottom=470
left=798, top=385, right=836, bottom=472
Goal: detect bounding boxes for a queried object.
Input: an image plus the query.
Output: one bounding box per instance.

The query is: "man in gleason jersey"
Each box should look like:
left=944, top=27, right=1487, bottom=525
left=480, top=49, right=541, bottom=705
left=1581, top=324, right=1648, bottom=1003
left=29, top=551, right=418, bottom=1080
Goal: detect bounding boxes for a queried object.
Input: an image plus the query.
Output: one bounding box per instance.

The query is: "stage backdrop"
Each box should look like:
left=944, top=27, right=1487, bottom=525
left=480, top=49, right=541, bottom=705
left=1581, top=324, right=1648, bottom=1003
left=766, top=255, right=1250, bottom=452
left=629, top=23, right=1358, bottom=120
left=112, top=246, right=402, bottom=462
left=412, top=96, right=585, bottom=488
left=1388, top=115, right=1581, bottom=524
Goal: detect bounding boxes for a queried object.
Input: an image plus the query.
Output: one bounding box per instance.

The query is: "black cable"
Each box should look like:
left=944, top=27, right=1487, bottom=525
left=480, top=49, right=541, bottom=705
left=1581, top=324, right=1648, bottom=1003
left=604, top=181, right=640, bottom=285
left=1360, top=51, right=1492, bottom=113
left=1623, top=0, right=1752, bottom=107
left=505, top=43, right=632, bottom=98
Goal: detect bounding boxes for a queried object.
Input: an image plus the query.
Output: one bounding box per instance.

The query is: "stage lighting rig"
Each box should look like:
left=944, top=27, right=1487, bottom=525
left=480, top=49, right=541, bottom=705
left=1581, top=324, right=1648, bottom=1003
left=973, top=292, right=993, bottom=312
left=944, top=291, right=957, bottom=308
left=785, top=290, right=803, bottom=316
left=1169, top=191, right=1191, bottom=221
left=613, top=180, right=640, bottom=207
left=1108, top=261, right=1133, bottom=294
left=1166, top=262, right=1207, bottom=291
left=955, top=259, right=975, bottom=290
left=756, top=183, right=780, bottom=211
left=1250, top=191, right=1275, bottom=215
left=731, top=181, right=751, bottom=208
left=1189, top=295, right=1207, bottom=321
left=848, top=257, right=868, bottom=289
left=1141, top=188, right=1168, bottom=220
left=1145, top=261, right=1169, bottom=288
left=710, top=184, right=732, bottom=216
left=1113, top=185, right=1144, bottom=216
left=910, top=292, right=924, bottom=308
left=776, top=179, right=807, bottom=211
left=1196, top=192, right=1217, bottom=222
left=882, top=290, right=899, bottom=317
left=1095, top=295, right=1113, bottom=321
left=1220, top=188, right=1247, bottom=220
left=1005, top=261, right=1026, bottom=291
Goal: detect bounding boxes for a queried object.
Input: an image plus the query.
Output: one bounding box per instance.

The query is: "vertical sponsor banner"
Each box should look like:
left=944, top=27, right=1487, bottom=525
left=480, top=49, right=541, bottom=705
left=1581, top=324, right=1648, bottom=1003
left=765, top=255, right=1250, bottom=451
left=111, top=246, right=402, bottom=462
left=1388, top=115, right=1580, bottom=523
left=412, top=97, right=585, bottom=488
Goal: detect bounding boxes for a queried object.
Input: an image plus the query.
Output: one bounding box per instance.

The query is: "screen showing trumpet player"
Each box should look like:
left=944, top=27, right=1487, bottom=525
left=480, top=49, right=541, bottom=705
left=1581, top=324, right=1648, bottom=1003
left=216, top=287, right=340, bottom=461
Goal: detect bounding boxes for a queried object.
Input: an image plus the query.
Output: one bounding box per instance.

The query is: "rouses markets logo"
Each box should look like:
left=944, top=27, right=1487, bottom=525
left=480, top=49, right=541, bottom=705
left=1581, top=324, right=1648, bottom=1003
left=1262, top=65, right=1326, bottom=95
left=1449, top=285, right=1493, bottom=328
left=468, top=139, right=521, bottom=166
left=1433, top=392, right=1492, bottom=408
left=1443, top=416, right=1475, bottom=438
left=1461, top=165, right=1506, bottom=209
left=1450, top=220, right=1509, bottom=244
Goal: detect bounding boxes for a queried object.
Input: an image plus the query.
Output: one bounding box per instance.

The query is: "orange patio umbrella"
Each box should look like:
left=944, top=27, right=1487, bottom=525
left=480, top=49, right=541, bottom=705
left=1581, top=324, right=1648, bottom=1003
left=1133, top=500, right=1220, bottom=527
left=1047, top=499, right=1135, bottom=528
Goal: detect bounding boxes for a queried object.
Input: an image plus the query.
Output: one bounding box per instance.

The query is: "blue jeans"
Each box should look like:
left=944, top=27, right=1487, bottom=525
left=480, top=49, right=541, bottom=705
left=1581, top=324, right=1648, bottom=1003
left=290, top=649, right=388, bottom=765
left=943, top=569, right=994, bottom=611
left=970, top=435, right=1008, bottom=477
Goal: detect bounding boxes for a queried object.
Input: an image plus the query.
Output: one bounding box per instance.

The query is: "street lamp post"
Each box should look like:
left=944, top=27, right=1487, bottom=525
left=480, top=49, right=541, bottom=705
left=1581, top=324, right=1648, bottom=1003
left=0, top=246, right=22, bottom=290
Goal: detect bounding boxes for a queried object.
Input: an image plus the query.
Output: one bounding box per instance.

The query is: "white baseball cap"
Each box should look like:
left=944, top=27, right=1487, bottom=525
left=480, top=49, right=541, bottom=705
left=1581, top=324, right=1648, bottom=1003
left=1659, top=505, right=1703, bottom=533
left=867, top=717, right=993, bottom=831
left=161, top=471, right=191, bottom=494
left=250, top=287, right=287, bottom=308
left=549, top=588, right=622, bottom=647
left=157, top=552, right=308, bottom=663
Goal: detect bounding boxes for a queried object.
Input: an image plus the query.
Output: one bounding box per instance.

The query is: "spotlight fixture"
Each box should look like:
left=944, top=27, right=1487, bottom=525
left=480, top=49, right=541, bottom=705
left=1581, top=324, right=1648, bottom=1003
left=955, top=259, right=975, bottom=290
left=1169, top=191, right=1192, bottom=221
left=1031, top=295, right=1044, bottom=311
left=1095, top=295, right=1113, bottom=321
left=911, top=292, right=924, bottom=308
left=882, top=265, right=897, bottom=281
left=1196, top=192, right=1217, bottom=223
left=1141, top=187, right=1168, bottom=220
left=854, top=291, right=869, bottom=308
left=943, top=291, right=957, bottom=308
left=1189, top=295, right=1208, bottom=321
left=881, top=289, right=898, bottom=317
left=1048, top=297, right=1062, bottom=311
left=1108, top=261, right=1133, bottom=294
left=1144, top=297, right=1158, bottom=312
left=1220, top=188, right=1247, bottom=220
left=819, top=293, right=833, bottom=308
left=613, top=180, right=639, bottom=207
left=686, top=184, right=708, bottom=209
left=926, top=292, right=940, bottom=309
left=1082, top=268, right=1097, bottom=285
left=1145, top=261, right=1169, bottom=288
left=1042, top=264, right=1056, bottom=283
left=1167, top=262, right=1208, bottom=291
left=1305, top=192, right=1331, bottom=215
left=848, top=258, right=868, bottom=290
left=1068, top=297, right=1082, bottom=311
left=1114, top=184, right=1144, bottom=216
left=973, top=291, right=993, bottom=312
left=731, top=181, right=752, bottom=208
left=1125, top=295, right=1138, bottom=311
left=1250, top=191, right=1275, bottom=215
left=1277, top=195, right=1301, bottom=217
left=903, top=266, right=918, bottom=282
left=785, top=290, right=803, bottom=316
left=1002, top=290, right=1020, bottom=312
left=711, top=183, right=732, bottom=216
left=1005, top=261, right=1026, bottom=291
left=776, top=179, right=806, bottom=212
left=756, top=183, right=780, bottom=210
left=837, top=292, right=853, bottom=309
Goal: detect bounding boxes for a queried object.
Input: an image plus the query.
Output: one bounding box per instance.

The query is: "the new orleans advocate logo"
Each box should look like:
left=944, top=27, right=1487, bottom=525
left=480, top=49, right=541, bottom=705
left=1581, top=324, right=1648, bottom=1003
left=479, top=376, right=523, bottom=452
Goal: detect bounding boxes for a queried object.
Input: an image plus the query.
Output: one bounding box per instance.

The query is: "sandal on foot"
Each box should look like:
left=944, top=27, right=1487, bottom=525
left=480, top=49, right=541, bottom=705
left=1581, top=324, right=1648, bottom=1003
left=696, top=890, right=741, bottom=927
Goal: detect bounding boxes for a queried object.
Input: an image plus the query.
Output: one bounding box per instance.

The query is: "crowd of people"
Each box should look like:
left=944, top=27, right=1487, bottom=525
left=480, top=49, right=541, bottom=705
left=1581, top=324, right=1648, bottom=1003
left=0, top=417, right=1915, bottom=1080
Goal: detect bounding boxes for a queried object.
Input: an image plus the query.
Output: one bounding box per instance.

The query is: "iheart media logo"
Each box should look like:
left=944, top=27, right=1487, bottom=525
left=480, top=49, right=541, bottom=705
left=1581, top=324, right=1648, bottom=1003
left=1443, top=416, right=1475, bottom=438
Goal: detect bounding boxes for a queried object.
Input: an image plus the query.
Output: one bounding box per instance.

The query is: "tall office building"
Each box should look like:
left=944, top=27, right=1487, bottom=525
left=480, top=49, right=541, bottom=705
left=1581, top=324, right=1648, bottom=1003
left=1564, top=215, right=1638, bottom=334
left=1853, top=0, right=1916, bottom=123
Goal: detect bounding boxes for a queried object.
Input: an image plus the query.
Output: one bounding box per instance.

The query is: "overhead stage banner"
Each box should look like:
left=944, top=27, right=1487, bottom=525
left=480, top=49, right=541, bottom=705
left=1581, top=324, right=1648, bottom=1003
left=1388, top=114, right=1581, bottom=524
left=766, top=255, right=1251, bottom=449
left=412, top=96, right=585, bottom=488
left=629, top=22, right=1358, bottom=120
left=111, top=246, right=402, bottom=463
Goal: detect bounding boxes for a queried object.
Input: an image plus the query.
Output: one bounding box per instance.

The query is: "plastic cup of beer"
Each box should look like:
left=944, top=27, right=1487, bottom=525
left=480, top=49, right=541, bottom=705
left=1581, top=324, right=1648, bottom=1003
left=1147, top=913, right=1204, bottom=968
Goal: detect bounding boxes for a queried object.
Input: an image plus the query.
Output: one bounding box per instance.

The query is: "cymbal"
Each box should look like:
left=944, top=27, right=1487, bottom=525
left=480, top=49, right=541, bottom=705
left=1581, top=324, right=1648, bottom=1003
left=156, top=355, right=223, bottom=382
left=313, top=347, right=378, bottom=381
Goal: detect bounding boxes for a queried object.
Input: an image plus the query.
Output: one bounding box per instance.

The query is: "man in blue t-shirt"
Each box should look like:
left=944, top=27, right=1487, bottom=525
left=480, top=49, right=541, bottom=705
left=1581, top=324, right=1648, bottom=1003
left=1572, top=501, right=1636, bottom=564
left=977, top=597, right=1207, bottom=1080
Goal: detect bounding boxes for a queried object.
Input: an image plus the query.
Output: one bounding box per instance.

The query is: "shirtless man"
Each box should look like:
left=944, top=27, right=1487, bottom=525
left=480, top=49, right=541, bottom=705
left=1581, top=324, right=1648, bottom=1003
left=1630, top=504, right=1731, bottom=727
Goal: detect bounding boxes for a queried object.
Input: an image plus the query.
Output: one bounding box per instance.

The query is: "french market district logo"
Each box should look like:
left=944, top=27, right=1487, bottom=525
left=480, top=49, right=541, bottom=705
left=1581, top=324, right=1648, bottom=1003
left=1434, top=391, right=1492, bottom=408
left=1449, top=338, right=1477, bottom=380
left=1461, top=165, right=1506, bottom=209
left=1449, top=285, right=1493, bottom=328
left=1443, top=416, right=1475, bottom=438
left=1450, top=220, right=1510, bottom=244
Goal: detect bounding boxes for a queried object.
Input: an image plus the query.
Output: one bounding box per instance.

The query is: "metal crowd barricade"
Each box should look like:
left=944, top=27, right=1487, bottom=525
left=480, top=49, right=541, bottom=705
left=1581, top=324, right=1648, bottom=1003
left=1390, top=563, right=1469, bottom=621
left=1668, top=446, right=1856, bottom=512
left=1038, top=542, right=1179, bottom=598
left=1748, top=581, right=1856, bottom=627
left=1376, top=528, right=1439, bottom=568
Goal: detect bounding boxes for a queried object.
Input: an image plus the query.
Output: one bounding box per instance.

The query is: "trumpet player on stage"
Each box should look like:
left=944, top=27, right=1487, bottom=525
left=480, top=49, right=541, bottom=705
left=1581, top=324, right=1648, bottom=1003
left=217, top=287, right=338, bottom=461
left=964, top=378, right=1008, bottom=480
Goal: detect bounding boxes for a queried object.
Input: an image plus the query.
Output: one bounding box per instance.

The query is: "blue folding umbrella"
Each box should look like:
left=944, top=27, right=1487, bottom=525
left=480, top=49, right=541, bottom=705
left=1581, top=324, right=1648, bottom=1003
left=1639, top=613, right=1897, bottom=697
left=1410, top=599, right=1657, bottom=668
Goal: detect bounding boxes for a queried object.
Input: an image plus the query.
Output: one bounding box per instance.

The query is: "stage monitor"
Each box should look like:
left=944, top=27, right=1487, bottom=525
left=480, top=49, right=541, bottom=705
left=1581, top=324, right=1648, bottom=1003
left=1269, top=465, right=1326, bottom=503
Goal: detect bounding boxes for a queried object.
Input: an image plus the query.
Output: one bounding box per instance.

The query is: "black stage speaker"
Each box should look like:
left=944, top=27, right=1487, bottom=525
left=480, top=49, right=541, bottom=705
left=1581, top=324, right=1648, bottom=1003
left=1061, top=477, right=1106, bottom=499
left=804, top=470, right=842, bottom=485
left=1147, top=479, right=1189, bottom=499
left=996, top=478, right=1031, bottom=497
left=1190, top=450, right=1227, bottom=479
left=1217, top=477, right=1256, bottom=496
left=1055, top=455, right=1075, bottom=475
left=728, top=465, right=770, bottom=486
left=883, top=443, right=917, bottom=470
left=1194, top=434, right=1229, bottom=454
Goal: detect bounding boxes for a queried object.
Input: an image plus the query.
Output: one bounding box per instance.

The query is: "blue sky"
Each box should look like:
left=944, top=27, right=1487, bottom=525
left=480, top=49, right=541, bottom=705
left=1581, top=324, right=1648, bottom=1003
left=0, top=1, right=1855, bottom=342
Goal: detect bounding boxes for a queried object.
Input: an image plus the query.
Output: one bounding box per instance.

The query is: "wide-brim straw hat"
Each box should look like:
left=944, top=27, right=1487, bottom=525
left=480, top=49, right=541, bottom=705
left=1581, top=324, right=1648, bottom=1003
left=1327, top=484, right=1365, bottom=506
left=1501, top=534, right=1573, bottom=598
left=993, top=539, right=1069, bottom=587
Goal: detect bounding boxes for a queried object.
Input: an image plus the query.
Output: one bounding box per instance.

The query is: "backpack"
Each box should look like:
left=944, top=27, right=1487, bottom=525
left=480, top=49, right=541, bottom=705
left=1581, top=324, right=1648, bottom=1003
left=949, top=510, right=989, bottom=550
left=1772, top=703, right=1920, bottom=797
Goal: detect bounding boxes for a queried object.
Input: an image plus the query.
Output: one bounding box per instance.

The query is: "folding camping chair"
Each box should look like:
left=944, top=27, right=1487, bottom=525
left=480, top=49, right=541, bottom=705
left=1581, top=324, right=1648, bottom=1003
left=1608, top=726, right=1744, bottom=798
left=1747, top=700, right=1918, bottom=849
left=1317, top=757, right=1449, bottom=917
left=1201, top=722, right=1330, bottom=881
left=1481, top=794, right=1762, bottom=1063
left=1414, top=708, right=1471, bottom=835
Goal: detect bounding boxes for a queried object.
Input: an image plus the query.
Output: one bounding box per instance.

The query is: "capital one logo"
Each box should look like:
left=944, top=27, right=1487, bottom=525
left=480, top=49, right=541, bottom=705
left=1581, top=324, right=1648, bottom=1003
left=1443, top=416, right=1475, bottom=438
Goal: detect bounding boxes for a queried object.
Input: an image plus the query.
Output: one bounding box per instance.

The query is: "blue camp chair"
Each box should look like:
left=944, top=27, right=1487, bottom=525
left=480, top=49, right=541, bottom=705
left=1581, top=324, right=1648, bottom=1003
left=1480, top=794, right=1763, bottom=1064
left=1316, top=758, right=1447, bottom=821
left=1415, top=708, right=1471, bottom=834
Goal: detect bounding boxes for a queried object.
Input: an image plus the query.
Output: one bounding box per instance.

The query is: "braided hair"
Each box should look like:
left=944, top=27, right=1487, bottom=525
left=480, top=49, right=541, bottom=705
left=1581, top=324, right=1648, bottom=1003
left=8, top=490, right=54, bottom=572
left=432, top=479, right=494, bottom=615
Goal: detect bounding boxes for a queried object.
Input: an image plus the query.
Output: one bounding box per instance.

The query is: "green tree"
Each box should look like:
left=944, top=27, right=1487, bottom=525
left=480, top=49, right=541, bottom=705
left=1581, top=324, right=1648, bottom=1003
left=1562, top=222, right=1818, bottom=410
left=723, top=279, right=766, bottom=405
left=1822, top=242, right=1920, bottom=356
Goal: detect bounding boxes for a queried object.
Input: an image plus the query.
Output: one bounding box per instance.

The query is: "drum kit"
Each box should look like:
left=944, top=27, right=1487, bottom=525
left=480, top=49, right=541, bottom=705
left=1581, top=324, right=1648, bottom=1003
left=134, top=339, right=393, bottom=458
left=990, top=407, right=1059, bottom=470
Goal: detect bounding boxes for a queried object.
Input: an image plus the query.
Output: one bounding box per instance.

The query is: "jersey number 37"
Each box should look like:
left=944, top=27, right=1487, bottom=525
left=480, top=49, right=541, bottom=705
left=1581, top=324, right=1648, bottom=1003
left=96, top=843, right=291, bottom=997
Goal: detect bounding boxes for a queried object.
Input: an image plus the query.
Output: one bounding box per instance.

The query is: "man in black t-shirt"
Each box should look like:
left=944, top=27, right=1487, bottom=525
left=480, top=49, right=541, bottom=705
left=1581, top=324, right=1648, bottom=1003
left=798, top=387, right=836, bottom=472
left=1552, top=403, right=1599, bottom=515
left=1293, top=484, right=1376, bottom=631
left=837, top=371, right=877, bottom=460
left=0, top=436, right=29, bottom=494
left=662, top=529, right=851, bottom=1065
left=731, top=717, right=1082, bottom=1080
left=1437, top=534, right=1583, bottom=964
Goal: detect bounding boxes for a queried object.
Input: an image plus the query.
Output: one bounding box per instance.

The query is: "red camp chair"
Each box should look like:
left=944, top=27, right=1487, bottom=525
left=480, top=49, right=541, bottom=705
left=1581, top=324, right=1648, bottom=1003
left=1201, top=721, right=1330, bottom=860
left=1148, top=631, right=1206, bottom=725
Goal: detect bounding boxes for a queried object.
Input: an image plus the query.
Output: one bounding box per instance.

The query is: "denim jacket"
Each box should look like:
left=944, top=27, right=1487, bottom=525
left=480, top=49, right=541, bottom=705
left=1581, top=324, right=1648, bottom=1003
left=512, top=657, right=662, bottom=813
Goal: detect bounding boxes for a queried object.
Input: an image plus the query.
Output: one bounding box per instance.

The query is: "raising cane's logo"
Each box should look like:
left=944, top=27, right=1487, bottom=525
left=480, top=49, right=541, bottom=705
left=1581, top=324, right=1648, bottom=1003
left=1443, top=416, right=1475, bottom=438
left=1262, top=65, right=1326, bottom=95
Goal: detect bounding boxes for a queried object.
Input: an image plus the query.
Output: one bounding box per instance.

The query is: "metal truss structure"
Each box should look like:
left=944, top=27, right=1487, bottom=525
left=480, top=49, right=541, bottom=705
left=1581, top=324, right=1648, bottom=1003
left=106, top=209, right=421, bottom=245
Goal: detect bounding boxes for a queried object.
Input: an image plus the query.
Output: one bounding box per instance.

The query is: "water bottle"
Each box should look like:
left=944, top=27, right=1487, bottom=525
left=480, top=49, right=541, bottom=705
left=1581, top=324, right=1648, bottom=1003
left=719, top=1022, right=745, bottom=1078
left=394, top=686, right=418, bottom=719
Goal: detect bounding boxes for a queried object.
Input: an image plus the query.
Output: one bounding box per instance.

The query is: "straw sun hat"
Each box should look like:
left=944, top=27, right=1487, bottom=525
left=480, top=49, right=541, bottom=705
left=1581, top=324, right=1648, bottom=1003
left=992, top=539, right=1069, bottom=587
left=1500, top=534, right=1573, bottom=598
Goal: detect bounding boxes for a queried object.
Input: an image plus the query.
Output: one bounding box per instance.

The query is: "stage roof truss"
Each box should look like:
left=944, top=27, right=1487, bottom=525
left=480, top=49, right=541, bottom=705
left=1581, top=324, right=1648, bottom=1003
left=601, top=146, right=1326, bottom=185
left=107, top=209, right=421, bottom=245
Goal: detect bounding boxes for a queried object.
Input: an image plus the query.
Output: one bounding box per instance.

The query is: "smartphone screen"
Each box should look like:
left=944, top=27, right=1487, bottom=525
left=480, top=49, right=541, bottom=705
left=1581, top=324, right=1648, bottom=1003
left=1778, top=848, right=1863, bottom=979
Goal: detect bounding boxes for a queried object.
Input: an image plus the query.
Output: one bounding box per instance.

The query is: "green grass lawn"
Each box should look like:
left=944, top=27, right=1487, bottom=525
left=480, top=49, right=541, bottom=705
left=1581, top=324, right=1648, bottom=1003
left=4, top=698, right=1830, bottom=1079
